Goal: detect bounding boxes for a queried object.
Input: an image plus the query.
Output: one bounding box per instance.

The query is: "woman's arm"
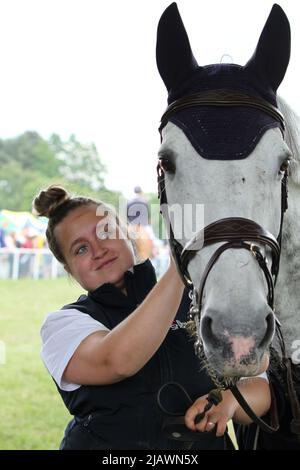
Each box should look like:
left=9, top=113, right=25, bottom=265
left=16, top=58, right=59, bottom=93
left=63, top=259, right=184, bottom=386
left=185, top=377, right=271, bottom=437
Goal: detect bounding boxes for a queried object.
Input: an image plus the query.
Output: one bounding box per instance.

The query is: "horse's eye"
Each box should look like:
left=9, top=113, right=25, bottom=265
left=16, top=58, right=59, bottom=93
left=279, top=159, right=291, bottom=173
left=159, top=158, right=176, bottom=173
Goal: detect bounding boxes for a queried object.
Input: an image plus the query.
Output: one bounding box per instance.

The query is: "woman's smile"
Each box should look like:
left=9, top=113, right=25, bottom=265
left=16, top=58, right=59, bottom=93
left=95, top=256, right=118, bottom=270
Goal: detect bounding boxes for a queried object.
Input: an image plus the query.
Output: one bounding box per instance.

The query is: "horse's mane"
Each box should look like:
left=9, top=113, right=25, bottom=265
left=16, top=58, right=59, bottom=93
left=278, top=96, right=300, bottom=186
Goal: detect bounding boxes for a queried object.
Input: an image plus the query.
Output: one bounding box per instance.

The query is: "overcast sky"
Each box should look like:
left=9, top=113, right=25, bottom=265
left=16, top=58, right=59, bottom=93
left=1, top=0, right=299, bottom=197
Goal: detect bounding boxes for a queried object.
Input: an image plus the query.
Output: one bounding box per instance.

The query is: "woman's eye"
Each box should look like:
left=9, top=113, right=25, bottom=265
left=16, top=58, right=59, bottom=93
left=76, top=245, right=88, bottom=255
left=159, top=158, right=176, bottom=173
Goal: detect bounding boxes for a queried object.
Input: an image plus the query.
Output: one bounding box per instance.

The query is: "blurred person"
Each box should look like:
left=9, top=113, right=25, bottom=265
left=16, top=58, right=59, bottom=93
left=127, top=186, right=150, bottom=226
left=3, top=231, right=18, bottom=278
left=0, top=228, right=6, bottom=248
left=4, top=231, right=18, bottom=249
left=127, top=186, right=155, bottom=261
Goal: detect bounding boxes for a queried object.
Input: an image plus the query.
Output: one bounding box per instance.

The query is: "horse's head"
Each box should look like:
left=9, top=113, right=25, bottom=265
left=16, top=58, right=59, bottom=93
left=156, top=3, right=292, bottom=378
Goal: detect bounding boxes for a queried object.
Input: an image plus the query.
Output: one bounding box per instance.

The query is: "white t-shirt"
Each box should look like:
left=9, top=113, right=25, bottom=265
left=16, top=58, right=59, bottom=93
left=41, top=308, right=268, bottom=393
left=40, top=309, right=109, bottom=391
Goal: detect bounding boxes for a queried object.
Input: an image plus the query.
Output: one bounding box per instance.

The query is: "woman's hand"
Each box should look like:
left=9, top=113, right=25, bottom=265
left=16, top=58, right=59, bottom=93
left=185, top=375, right=271, bottom=435
left=185, top=391, right=238, bottom=437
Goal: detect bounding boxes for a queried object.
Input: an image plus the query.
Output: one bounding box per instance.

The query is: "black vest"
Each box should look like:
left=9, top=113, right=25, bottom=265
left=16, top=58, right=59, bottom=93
left=58, top=260, right=225, bottom=450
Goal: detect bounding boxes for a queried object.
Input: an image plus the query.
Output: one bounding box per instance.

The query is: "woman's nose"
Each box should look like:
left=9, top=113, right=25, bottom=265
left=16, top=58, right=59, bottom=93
left=92, top=242, right=109, bottom=259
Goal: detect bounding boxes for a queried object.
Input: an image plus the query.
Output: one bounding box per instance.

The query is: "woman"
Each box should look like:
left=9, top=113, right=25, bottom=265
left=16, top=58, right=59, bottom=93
left=34, top=185, right=271, bottom=450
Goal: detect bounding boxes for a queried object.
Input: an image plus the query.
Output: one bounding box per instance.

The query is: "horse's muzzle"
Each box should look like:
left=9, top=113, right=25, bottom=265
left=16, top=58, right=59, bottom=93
left=199, top=308, right=275, bottom=376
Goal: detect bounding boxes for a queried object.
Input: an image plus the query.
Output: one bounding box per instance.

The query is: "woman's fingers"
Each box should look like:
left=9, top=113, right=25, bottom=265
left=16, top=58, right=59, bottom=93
left=206, top=420, right=216, bottom=432
left=200, top=414, right=227, bottom=436
left=185, top=396, right=208, bottom=430
left=185, top=396, right=228, bottom=436
left=215, top=416, right=228, bottom=437
left=185, top=408, right=206, bottom=431
left=195, top=415, right=209, bottom=432
left=186, top=409, right=228, bottom=436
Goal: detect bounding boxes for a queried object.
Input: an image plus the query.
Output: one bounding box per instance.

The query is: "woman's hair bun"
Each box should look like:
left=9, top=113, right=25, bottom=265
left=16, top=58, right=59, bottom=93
left=32, top=185, right=71, bottom=218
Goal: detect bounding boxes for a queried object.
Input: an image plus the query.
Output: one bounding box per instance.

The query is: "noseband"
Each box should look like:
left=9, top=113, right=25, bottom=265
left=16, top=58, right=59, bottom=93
left=183, top=217, right=280, bottom=311
left=157, top=89, right=288, bottom=315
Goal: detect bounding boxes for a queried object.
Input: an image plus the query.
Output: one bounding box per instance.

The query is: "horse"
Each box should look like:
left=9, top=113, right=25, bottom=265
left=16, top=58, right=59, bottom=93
left=155, top=3, right=300, bottom=385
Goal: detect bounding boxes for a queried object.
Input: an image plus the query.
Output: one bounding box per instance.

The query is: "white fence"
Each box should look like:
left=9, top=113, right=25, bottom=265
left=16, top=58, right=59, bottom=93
left=0, top=248, right=169, bottom=280
left=0, top=248, right=65, bottom=280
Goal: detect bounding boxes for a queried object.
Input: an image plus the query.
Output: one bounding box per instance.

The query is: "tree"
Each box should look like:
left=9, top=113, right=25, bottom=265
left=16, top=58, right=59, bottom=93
left=50, top=134, right=106, bottom=191
left=0, top=131, right=60, bottom=177
left=0, top=161, right=60, bottom=211
left=0, top=132, right=119, bottom=212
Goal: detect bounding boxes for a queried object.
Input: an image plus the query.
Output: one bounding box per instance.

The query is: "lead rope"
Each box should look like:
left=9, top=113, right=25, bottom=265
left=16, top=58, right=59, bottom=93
left=157, top=382, right=234, bottom=449
left=275, top=324, right=300, bottom=440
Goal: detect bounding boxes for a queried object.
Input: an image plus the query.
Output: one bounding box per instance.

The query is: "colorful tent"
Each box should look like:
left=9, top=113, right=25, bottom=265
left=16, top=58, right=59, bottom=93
left=0, top=210, right=47, bottom=234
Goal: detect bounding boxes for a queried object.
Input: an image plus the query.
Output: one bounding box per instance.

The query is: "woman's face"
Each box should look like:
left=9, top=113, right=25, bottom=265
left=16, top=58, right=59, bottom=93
left=55, top=204, right=135, bottom=292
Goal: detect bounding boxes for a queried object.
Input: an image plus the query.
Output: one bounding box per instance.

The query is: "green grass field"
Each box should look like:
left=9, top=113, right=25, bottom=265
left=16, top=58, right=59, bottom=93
left=0, top=278, right=83, bottom=450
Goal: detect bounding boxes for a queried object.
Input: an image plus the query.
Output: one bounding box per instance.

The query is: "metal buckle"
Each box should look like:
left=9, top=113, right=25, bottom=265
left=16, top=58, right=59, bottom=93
left=250, top=243, right=259, bottom=257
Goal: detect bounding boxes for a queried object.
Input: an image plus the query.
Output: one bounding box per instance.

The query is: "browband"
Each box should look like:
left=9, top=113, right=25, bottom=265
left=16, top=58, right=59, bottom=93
left=159, top=89, right=285, bottom=133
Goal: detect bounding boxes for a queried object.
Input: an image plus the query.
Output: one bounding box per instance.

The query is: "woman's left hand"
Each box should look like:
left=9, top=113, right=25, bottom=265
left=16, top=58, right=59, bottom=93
left=184, top=392, right=237, bottom=437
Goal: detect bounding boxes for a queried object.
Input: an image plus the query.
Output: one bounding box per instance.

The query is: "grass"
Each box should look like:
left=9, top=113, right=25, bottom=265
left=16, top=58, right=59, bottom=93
left=0, top=278, right=83, bottom=450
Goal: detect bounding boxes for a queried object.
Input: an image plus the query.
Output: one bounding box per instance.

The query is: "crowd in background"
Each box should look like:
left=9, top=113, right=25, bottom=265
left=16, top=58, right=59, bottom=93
left=0, top=226, right=47, bottom=250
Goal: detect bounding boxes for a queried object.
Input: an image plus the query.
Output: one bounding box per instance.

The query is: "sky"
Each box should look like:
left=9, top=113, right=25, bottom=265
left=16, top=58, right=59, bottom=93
left=0, top=0, right=299, bottom=198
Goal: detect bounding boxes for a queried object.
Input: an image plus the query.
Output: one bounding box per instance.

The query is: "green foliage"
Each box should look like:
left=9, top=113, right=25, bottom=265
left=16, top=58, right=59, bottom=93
left=49, top=133, right=106, bottom=191
left=0, top=131, right=165, bottom=241
left=0, top=131, right=60, bottom=177
left=0, top=131, right=118, bottom=211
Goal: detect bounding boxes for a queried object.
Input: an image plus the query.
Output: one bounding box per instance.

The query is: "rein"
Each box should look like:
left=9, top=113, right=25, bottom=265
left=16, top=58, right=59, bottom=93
left=157, top=89, right=296, bottom=436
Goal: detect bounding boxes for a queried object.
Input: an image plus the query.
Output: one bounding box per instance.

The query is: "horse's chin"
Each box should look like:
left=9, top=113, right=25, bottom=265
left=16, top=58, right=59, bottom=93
left=205, top=351, right=270, bottom=379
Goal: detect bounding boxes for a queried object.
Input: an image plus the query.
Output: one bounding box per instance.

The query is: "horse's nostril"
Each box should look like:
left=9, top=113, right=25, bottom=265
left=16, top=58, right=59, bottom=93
left=201, top=315, right=212, bottom=337
left=201, top=310, right=275, bottom=352
left=201, top=315, right=220, bottom=347
left=259, top=312, right=275, bottom=349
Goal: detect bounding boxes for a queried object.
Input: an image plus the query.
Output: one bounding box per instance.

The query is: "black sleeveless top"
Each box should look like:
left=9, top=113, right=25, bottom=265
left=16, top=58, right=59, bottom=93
left=57, top=260, right=227, bottom=450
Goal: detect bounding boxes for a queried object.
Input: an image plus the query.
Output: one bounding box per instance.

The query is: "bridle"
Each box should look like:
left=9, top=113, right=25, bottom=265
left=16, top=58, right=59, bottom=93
left=157, top=89, right=290, bottom=435
left=157, top=89, right=288, bottom=312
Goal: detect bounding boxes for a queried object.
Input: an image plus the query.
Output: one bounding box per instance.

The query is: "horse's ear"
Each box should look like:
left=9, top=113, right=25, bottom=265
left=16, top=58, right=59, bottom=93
left=156, top=2, right=199, bottom=92
left=245, top=4, right=291, bottom=92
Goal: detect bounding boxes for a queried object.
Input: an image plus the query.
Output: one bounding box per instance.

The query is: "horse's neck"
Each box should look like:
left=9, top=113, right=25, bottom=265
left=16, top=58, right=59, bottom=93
left=275, top=181, right=300, bottom=358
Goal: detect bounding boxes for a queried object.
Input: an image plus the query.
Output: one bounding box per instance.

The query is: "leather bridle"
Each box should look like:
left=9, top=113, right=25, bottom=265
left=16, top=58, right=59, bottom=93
left=157, top=89, right=290, bottom=434
left=159, top=89, right=285, bottom=134
left=158, top=89, right=288, bottom=310
left=157, top=165, right=288, bottom=317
